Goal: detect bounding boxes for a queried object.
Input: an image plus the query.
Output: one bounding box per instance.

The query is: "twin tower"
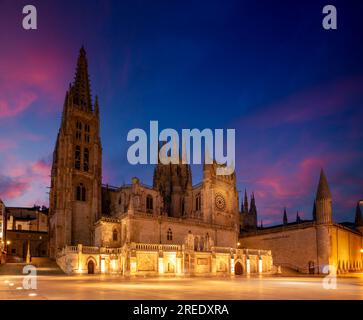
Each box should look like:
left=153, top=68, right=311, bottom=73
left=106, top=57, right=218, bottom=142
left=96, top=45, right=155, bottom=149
left=49, top=48, right=102, bottom=257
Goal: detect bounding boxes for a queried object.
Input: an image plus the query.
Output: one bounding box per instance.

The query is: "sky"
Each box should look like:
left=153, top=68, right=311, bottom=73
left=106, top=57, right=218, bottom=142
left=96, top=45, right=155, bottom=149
left=0, top=0, right=362, bottom=225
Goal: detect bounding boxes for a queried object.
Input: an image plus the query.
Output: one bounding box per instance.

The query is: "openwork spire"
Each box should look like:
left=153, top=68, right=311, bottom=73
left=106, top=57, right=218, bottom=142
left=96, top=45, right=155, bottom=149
left=243, top=189, right=249, bottom=213
left=316, top=168, right=332, bottom=200
left=71, top=46, right=92, bottom=111
left=283, top=207, right=288, bottom=225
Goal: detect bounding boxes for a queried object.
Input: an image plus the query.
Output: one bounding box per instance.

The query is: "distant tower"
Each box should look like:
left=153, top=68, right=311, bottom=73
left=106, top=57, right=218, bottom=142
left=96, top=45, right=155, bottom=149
left=249, top=193, right=257, bottom=216
left=314, top=169, right=333, bottom=225
left=296, top=211, right=301, bottom=223
left=240, top=190, right=257, bottom=231
left=355, top=201, right=363, bottom=234
left=283, top=207, right=288, bottom=225
left=49, top=47, right=102, bottom=257
left=153, top=144, right=192, bottom=218
left=314, top=169, right=333, bottom=274
left=243, top=189, right=249, bottom=213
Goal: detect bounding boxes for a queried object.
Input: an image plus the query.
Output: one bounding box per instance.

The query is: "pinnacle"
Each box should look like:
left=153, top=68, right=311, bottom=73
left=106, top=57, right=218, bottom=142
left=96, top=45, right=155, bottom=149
left=316, top=168, right=332, bottom=200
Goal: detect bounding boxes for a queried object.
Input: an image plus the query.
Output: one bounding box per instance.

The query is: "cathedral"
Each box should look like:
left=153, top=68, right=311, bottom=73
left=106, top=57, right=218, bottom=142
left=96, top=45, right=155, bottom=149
left=49, top=48, right=273, bottom=275
left=48, top=47, right=362, bottom=276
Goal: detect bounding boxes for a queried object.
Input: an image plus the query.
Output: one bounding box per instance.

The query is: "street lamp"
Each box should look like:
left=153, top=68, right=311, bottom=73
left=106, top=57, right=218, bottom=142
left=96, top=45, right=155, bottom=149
left=6, top=240, right=11, bottom=254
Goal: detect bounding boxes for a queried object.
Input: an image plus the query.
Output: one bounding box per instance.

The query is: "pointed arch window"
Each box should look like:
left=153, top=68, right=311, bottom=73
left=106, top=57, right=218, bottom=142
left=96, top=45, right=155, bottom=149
left=195, top=193, right=201, bottom=211
left=76, top=121, right=82, bottom=140
left=167, top=228, right=173, bottom=241
left=76, top=183, right=86, bottom=201
left=84, top=124, right=90, bottom=143
left=75, top=146, right=81, bottom=170
left=181, top=199, right=185, bottom=216
left=113, top=229, right=118, bottom=242
left=83, top=148, right=89, bottom=172
left=146, top=195, right=153, bottom=211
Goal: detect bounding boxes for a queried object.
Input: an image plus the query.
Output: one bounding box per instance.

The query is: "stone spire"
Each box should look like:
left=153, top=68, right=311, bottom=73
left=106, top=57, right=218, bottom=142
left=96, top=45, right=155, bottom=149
left=249, top=193, right=257, bottom=215
left=243, top=189, right=249, bottom=213
left=71, top=46, right=92, bottom=111
left=296, top=211, right=301, bottom=223
left=312, top=201, right=317, bottom=220
left=355, top=202, right=363, bottom=226
left=283, top=207, right=288, bottom=225
left=314, top=168, right=333, bottom=224
left=316, top=169, right=332, bottom=200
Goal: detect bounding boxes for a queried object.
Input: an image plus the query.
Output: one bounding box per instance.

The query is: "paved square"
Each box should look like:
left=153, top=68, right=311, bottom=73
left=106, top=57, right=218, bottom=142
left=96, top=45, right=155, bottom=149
left=1, top=274, right=363, bottom=300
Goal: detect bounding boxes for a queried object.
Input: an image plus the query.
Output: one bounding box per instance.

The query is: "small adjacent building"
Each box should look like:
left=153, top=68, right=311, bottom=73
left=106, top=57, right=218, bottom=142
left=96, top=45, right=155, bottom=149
left=5, top=206, right=49, bottom=261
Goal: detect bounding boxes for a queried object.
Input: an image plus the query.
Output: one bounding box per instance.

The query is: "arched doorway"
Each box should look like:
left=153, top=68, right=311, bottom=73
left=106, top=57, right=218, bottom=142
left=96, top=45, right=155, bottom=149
left=88, top=260, right=95, bottom=274
left=235, top=261, right=243, bottom=275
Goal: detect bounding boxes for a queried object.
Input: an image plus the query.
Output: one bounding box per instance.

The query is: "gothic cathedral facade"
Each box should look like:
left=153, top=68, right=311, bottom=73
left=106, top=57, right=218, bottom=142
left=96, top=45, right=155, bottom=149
left=49, top=48, right=273, bottom=275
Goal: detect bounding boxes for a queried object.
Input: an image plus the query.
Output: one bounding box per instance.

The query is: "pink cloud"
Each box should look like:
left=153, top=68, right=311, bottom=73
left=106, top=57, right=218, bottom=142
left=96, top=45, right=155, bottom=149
left=31, top=160, right=51, bottom=177
left=0, top=45, right=73, bottom=119
left=0, top=91, right=37, bottom=119
left=0, top=175, right=29, bottom=200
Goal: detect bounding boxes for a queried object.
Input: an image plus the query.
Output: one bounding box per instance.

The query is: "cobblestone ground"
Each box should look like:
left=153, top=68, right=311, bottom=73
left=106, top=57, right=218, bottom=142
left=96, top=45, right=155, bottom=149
left=1, top=273, right=363, bottom=300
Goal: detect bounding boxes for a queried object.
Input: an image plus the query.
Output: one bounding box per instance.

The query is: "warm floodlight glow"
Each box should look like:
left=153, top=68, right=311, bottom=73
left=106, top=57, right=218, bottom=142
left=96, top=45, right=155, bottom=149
left=258, top=259, right=263, bottom=273
left=100, top=259, right=106, bottom=273
left=158, top=258, right=164, bottom=274
left=360, top=249, right=363, bottom=253
left=111, top=259, right=117, bottom=271
left=246, top=259, right=251, bottom=274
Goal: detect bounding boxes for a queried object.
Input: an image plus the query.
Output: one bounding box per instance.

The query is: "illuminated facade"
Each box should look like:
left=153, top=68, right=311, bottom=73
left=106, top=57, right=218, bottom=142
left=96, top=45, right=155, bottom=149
left=50, top=48, right=273, bottom=275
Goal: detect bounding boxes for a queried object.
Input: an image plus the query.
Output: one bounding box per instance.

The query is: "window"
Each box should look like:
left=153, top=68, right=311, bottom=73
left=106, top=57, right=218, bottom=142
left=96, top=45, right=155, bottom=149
left=76, top=183, right=86, bottom=201
left=167, top=228, right=173, bottom=241
left=76, top=121, right=82, bottom=140
left=84, top=124, right=90, bottom=143
left=83, top=148, right=89, bottom=172
left=146, top=195, right=153, bottom=211
left=181, top=200, right=185, bottom=215
left=195, top=194, right=201, bottom=211
left=112, top=229, right=118, bottom=241
left=75, top=146, right=81, bottom=170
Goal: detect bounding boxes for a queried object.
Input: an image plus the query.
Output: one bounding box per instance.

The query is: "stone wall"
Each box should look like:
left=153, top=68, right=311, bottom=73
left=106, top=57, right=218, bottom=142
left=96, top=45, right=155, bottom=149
left=329, top=224, right=363, bottom=273
left=240, top=223, right=320, bottom=273
left=124, top=214, right=238, bottom=248
left=240, top=222, right=363, bottom=274
left=56, top=244, right=273, bottom=276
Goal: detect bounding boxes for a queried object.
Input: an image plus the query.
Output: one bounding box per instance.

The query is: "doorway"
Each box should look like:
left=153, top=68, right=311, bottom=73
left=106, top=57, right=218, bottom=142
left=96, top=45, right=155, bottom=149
left=235, top=261, right=243, bottom=275
left=88, top=260, right=95, bottom=274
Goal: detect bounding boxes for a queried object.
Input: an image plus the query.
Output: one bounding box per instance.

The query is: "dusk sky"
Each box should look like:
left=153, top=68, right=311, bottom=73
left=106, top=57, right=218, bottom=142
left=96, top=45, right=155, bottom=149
left=0, top=0, right=362, bottom=225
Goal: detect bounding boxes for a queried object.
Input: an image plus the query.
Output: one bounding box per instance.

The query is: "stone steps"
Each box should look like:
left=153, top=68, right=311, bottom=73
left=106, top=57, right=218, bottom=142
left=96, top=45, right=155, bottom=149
left=0, top=258, right=64, bottom=275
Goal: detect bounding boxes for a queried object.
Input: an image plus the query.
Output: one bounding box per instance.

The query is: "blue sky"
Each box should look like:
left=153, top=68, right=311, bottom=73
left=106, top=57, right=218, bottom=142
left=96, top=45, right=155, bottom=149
left=0, top=0, right=362, bottom=225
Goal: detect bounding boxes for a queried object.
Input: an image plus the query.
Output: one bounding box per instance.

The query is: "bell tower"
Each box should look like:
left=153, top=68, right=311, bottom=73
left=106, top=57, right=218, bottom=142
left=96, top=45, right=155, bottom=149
left=49, top=47, right=102, bottom=257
